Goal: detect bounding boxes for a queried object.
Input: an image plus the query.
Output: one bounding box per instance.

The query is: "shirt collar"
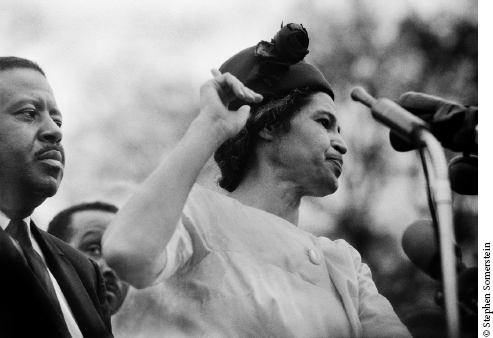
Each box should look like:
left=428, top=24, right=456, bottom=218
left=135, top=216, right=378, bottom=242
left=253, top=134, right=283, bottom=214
left=0, top=209, right=31, bottom=231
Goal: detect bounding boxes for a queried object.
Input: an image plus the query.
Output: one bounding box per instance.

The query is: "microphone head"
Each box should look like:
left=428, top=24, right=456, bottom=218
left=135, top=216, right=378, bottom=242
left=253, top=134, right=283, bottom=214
left=398, top=92, right=457, bottom=115
left=402, top=220, right=442, bottom=280
left=448, top=155, right=478, bottom=195
left=388, top=92, right=435, bottom=152
left=389, top=130, right=416, bottom=152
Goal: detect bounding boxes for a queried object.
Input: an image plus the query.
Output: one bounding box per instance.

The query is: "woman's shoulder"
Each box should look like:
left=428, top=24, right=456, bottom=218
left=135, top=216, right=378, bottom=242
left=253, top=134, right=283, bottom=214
left=185, top=183, right=240, bottom=216
left=190, top=183, right=222, bottom=195
left=316, top=236, right=363, bottom=265
left=316, top=235, right=352, bottom=251
left=189, top=184, right=231, bottom=204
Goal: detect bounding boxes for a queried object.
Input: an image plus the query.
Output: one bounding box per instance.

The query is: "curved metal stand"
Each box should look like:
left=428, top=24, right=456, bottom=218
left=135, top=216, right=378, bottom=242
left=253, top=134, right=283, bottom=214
left=417, top=130, right=459, bottom=338
left=350, top=87, right=460, bottom=337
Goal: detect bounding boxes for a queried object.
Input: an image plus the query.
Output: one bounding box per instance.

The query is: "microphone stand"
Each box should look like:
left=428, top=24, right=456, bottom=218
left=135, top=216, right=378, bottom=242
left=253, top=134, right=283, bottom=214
left=417, top=130, right=459, bottom=338
left=351, top=87, right=460, bottom=338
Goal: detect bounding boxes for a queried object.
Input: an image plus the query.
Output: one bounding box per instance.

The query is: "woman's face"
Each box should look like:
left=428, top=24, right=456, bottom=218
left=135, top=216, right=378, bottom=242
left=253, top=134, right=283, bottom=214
left=269, top=92, right=347, bottom=197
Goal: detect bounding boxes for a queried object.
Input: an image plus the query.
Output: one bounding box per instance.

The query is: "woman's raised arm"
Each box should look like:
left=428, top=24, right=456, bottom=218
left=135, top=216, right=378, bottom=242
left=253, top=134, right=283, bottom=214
left=102, top=70, right=262, bottom=288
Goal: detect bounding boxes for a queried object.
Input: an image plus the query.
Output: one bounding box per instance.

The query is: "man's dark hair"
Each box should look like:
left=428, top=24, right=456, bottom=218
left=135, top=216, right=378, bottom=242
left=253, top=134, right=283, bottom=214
left=47, top=202, right=118, bottom=242
left=0, top=56, right=45, bottom=76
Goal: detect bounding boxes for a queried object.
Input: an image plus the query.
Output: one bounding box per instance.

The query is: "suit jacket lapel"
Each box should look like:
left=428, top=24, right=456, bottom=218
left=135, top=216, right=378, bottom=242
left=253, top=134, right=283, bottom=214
left=0, top=226, right=72, bottom=338
left=31, top=223, right=110, bottom=337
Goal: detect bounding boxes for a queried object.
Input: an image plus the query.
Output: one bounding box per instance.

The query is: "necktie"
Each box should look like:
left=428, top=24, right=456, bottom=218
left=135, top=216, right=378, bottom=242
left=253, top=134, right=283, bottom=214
left=6, top=219, right=63, bottom=314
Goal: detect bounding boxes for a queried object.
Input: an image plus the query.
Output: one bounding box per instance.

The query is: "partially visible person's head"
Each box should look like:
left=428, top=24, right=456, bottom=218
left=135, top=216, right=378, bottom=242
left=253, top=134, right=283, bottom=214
left=0, top=56, right=63, bottom=218
left=0, top=56, right=46, bottom=76
left=214, top=23, right=345, bottom=193
left=47, top=202, right=129, bottom=315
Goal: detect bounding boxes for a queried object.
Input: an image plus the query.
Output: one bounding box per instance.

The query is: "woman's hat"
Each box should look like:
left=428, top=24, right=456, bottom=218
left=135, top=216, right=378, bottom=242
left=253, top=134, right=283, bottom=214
left=219, top=23, right=334, bottom=110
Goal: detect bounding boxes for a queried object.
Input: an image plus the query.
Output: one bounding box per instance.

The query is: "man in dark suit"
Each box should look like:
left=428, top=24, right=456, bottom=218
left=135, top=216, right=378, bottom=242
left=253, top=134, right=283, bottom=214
left=0, top=56, right=113, bottom=338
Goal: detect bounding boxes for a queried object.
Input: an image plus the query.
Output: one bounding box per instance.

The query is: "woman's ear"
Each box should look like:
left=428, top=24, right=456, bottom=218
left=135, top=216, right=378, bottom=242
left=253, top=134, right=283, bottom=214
left=258, top=125, right=276, bottom=141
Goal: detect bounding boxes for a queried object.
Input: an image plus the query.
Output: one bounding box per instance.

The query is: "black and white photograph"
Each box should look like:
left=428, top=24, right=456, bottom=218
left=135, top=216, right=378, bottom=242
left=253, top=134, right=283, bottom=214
left=0, top=0, right=480, bottom=337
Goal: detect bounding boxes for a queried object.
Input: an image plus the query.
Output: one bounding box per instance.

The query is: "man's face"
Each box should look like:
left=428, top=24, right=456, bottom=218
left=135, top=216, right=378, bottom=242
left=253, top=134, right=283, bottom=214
left=68, top=209, right=129, bottom=315
left=0, top=68, right=64, bottom=200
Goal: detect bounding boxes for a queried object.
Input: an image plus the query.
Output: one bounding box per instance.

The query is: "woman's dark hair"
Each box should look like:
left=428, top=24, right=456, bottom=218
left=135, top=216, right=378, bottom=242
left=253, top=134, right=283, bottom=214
left=214, top=87, right=316, bottom=192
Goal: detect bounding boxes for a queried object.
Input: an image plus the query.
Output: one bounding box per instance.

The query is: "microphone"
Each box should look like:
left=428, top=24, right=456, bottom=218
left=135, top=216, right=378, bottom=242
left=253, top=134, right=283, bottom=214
left=386, top=91, right=478, bottom=195
left=351, top=87, right=429, bottom=147
left=389, top=92, right=477, bottom=153
left=402, top=220, right=464, bottom=280
left=448, top=154, right=478, bottom=195
left=402, top=220, right=478, bottom=331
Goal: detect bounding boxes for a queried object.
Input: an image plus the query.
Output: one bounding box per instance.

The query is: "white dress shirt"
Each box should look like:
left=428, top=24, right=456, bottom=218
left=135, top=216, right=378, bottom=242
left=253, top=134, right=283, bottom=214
left=0, top=211, right=83, bottom=338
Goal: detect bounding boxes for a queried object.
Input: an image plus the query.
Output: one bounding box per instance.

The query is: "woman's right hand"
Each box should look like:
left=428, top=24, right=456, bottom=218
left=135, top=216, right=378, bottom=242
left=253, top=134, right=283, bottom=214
left=198, top=69, right=263, bottom=141
left=103, top=70, right=262, bottom=289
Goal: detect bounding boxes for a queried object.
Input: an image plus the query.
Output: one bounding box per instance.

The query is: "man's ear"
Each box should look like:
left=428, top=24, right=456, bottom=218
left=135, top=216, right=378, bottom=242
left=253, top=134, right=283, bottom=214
left=258, top=125, right=276, bottom=141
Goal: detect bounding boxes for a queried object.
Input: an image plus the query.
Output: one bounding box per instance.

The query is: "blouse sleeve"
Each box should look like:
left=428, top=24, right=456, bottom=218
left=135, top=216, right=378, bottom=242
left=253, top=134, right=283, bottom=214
left=153, top=222, right=194, bottom=284
left=348, top=244, right=412, bottom=338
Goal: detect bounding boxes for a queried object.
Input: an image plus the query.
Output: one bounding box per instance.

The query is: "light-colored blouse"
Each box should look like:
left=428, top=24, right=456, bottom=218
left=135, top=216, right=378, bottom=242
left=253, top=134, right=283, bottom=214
left=151, top=185, right=411, bottom=338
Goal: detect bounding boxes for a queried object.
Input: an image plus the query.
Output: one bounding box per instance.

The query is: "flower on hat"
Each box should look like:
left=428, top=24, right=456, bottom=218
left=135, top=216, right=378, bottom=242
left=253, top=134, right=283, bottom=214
left=254, top=23, right=310, bottom=64
left=250, top=23, right=310, bottom=87
left=272, top=23, right=309, bottom=64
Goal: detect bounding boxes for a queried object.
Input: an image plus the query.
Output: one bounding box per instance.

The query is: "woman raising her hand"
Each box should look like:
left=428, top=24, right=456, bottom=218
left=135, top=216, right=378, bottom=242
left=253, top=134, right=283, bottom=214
left=103, top=23, right=411, bottom=338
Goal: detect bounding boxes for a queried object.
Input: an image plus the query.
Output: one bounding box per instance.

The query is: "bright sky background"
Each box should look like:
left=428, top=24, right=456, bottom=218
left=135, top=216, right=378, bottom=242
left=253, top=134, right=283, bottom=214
left=1, top=0, right=483, bottom=235
left=2, top=0, right=477, bottom=137
left=2, top=0, right=477, bottom=102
